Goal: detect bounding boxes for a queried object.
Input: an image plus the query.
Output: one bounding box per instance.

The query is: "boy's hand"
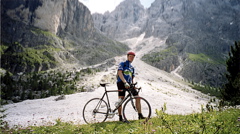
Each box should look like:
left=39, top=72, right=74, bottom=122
left=124, top=83, right=130, bottom=88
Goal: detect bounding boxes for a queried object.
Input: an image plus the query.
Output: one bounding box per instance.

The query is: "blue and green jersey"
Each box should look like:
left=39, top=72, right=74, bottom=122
left=117, top=60, right=135, bottom=83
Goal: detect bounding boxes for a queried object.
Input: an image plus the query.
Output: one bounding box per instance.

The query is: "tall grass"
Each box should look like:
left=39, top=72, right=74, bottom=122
left=2, top=108, right=239, bottom=134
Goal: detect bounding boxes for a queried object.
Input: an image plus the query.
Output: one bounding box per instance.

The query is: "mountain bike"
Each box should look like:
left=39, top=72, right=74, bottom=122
left=82, top=83, right=151, bottom=124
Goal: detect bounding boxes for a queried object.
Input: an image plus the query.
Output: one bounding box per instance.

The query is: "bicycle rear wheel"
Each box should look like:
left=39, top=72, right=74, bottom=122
left=122, top=96, right=151, bottom=122
left=83, top=98, right=109, bottom=124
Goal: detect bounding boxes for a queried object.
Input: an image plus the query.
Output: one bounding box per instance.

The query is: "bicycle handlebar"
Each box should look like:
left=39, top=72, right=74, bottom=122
left=131, top=82, right=138, bottom=86
left=130, top=82, right=141, bottom=91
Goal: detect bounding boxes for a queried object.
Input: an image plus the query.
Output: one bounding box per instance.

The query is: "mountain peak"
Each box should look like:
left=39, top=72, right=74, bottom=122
left=117, top=0, right=144, bottom=9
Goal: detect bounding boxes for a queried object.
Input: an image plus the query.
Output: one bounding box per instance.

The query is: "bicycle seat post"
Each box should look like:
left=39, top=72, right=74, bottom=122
left=104, top=86, right=107, bottom=92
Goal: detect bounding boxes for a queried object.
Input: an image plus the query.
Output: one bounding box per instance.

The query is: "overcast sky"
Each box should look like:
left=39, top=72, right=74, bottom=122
left=79, top=0, right=155, bottom=14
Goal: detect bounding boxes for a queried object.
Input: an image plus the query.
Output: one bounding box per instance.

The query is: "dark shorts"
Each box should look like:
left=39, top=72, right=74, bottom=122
left=117, top=81, right=138, bottom=96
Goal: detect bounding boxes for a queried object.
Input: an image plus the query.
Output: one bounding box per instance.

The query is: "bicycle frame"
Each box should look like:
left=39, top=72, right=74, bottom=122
left=99, top=83, right=140, bottom=114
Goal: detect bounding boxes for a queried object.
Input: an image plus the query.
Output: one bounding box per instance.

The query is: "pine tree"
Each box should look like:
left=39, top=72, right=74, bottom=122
left=1, top=71, right=14, bottom=100
left=28, top=90, right=33, bottom=99
left=222, top=41, right=240, bottom=105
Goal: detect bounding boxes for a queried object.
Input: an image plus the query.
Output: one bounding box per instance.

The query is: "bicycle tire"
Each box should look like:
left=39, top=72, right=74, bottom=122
left=122, top=96, right=151, bottom=122
left=83, top=98, right=109, bottom=124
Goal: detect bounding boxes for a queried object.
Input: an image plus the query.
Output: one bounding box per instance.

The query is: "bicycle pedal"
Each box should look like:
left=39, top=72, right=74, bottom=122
left=107, top=112, right=115, bottom=118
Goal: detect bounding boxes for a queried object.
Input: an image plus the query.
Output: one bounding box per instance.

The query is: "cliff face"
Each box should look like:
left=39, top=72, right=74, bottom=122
left=2, top=0, right=94, bottom=38
left=94, top=0, right=240, bottom=40
left=93, top=0, right=145, bottom=40
left=93, top=0, right=240, bottom=87
left=1, top=0, right=128, bottom=73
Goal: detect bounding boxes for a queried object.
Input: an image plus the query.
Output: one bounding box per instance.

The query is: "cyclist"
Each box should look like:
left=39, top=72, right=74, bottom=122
left=117, top=51, right=145, bottom=122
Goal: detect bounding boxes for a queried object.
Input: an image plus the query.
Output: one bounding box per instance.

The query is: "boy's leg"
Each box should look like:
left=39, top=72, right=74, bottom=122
left=117, top=81, right=126, bottom=121
left=118, top=96, right=125, bottom=121
left=135, top=95, right=145, bottom=119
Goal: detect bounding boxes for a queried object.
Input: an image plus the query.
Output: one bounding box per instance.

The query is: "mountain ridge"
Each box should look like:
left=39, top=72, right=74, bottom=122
left=92, top=0, right=240, bottom=87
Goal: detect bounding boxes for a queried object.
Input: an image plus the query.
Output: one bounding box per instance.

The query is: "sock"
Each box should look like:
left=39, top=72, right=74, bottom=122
left=119, top=115, right=123, bottom=121
left=138, top=113, right=145, bottom=119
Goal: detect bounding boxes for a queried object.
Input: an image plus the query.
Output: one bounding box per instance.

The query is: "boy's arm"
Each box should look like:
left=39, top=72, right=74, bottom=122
left=118, top=70, right=127, bottom=83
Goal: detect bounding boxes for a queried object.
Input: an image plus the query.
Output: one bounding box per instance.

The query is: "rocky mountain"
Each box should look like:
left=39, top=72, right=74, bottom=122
left=93, top=0, right=145, bottom=40
left=92, top=0, right=240, bottom=87
left=1, top=0, right=128, bottom=73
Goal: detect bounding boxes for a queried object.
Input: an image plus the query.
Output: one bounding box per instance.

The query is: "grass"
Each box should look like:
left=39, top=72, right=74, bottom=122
left=31, top=29, right=60, bottom=40
left=1, top=42, right=59, bottom=72
left=188, top=53, right=225, bottom=65
left=142, top=46, right=178, bottom=63
left=191, top=83, right=222, bottom=98
left=18, top=47, right=58, bottom=66
left=2, top=108, right=240, bottom=134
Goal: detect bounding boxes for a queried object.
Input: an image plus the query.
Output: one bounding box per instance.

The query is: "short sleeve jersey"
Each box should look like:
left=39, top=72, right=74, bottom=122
left=117, top=60, right=135, bottom=83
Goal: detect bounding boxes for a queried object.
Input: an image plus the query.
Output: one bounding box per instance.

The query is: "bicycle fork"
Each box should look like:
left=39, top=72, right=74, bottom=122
left=131, top=98, right=138, bottom=112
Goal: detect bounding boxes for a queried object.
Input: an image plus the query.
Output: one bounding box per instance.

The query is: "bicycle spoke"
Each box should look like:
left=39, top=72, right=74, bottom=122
left=83, top=98, right=109, bottom=124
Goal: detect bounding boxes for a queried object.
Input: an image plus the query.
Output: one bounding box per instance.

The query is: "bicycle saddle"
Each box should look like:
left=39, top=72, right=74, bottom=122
left=100, top=83, right=110, bottom=87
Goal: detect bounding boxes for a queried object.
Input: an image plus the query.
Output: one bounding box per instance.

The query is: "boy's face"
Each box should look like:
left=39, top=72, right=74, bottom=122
left=128, top=55, right=135, bottom=62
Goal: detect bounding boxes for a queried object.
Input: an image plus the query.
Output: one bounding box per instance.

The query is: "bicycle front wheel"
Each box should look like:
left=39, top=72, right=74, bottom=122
left=122, top=96, right=151, bottom=122
left=83, top=98, right=109, bottom=124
